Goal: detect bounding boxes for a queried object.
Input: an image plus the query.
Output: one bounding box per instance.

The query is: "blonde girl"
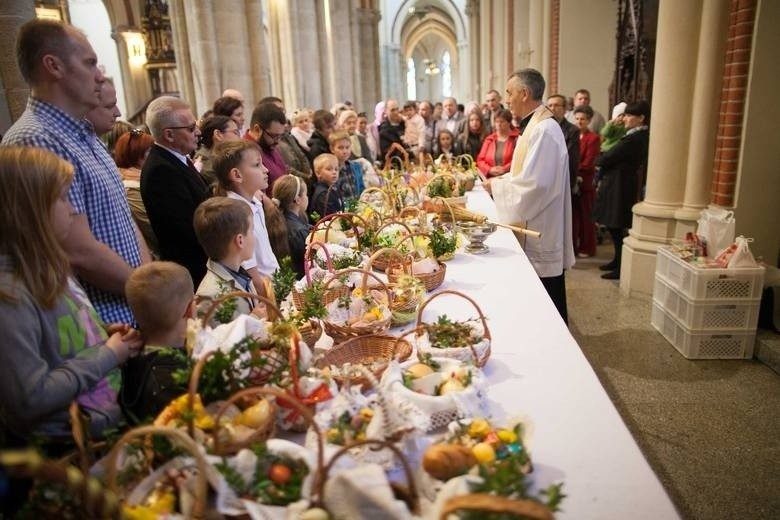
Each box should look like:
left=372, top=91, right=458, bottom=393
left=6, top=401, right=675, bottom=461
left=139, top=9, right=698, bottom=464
left=272, top=175, right=312, bottom=276
left=0, top=147, right=142, bottom=443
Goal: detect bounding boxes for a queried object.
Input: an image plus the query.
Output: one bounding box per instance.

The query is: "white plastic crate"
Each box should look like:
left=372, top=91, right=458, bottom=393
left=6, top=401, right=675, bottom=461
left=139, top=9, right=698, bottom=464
left=655, top=246, right=764, bottom=301
left=653, top=275, right=761, bottom=330
left=651, top=301, right=755, bottom=359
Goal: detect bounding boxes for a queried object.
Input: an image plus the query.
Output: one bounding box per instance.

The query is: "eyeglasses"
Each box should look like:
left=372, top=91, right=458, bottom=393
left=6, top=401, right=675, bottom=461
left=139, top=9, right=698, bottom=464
left=262, top=129, right=284, bottom=141
left=166, top=122, right=198, bottom=133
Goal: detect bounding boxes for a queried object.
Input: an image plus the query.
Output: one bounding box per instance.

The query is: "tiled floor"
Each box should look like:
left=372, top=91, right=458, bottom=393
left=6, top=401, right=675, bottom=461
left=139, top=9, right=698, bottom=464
left=566, top=245, right=780, bottom=520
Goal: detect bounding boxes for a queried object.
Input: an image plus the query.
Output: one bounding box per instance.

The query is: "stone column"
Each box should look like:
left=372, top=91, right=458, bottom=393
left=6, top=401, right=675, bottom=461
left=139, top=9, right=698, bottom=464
left=245, top=0, right=271, bottom=104
left=465, top=0, right=480, bottom=101
left=675, top=0, right=730, bottom=224
left=621, top=0, right=732, bottom=295
left=356, top=7, right=382, bottom=111
left=0, top=0, right=35, bottom=127
left=528, top=0, right=545, bottom=72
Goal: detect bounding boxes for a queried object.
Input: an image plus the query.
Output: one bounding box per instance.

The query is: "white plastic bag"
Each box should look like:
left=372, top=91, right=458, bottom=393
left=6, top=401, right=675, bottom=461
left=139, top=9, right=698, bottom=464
left=727, top=236, right=758, bottom=268
left=697, top=208, right=735, bottom=258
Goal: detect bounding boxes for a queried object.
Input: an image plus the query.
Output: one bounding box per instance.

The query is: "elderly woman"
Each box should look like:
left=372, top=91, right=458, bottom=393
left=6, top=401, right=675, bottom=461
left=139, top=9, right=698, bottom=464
left=290, top=107, right=313, bottom=151
left=114, top=128, right=159, bottom=257
left=592, top=101, right=650, bottom=280
left=194, top=115, right=241, bottom=188
left=476, top=109, right=519, bottom=178
left=338, top=109, right=372, bottom=160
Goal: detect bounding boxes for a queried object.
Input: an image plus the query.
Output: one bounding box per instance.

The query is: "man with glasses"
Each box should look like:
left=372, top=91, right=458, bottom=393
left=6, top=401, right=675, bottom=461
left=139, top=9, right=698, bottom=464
left=2, top=19, right=147, bottom=325
left=246, top=101, right=289, bottom=195
left=547, top=94, right=580, bottom=191
left=141, top=96, right=210, bottom=285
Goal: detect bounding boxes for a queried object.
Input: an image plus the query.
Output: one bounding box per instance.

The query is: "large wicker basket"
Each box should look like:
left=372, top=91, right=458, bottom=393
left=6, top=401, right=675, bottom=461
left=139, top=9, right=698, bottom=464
left=414, top=289, right=492, bottom=367
left=321, top=268, right=393, bottom=344
left=314, top=334, right=413, bottom=388
left=368, top=219, right=414, bottom=271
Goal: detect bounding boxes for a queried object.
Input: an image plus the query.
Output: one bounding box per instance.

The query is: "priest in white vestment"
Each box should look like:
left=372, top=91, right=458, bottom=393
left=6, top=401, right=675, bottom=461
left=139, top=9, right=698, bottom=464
left=484, top=69, right=575, bottom=323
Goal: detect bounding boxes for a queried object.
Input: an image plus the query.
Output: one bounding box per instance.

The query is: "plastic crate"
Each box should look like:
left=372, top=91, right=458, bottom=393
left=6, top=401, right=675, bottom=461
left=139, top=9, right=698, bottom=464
left=651, top=301, right=755, bottom=359
left=653, top=275, right=761, bottom=330
left=655, top=246, right=764, bottom=301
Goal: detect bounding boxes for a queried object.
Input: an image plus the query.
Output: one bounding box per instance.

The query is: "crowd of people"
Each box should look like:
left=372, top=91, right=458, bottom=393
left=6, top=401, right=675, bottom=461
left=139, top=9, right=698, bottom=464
left=0, top=18, right=650, bottom=481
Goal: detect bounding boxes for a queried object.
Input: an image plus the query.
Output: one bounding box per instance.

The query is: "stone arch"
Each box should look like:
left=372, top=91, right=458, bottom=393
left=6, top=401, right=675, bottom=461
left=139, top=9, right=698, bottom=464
left=389, top=0, right=466, bottom=46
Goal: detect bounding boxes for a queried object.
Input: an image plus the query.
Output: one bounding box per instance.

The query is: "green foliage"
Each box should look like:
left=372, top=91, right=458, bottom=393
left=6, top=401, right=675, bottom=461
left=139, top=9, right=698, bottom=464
left=213, top=279, right=238, bottom=324
left=423, top=315, right=482, bottom=349
left=429, top=226, right=458, bottom=259
left=271, top=256, right=298, bottom=306
left=299, top=280, right=328, bottom=321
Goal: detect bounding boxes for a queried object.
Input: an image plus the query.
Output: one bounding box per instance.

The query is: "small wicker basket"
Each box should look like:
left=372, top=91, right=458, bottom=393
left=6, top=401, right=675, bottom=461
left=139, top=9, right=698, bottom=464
left=291, top=240, right=351, bottom=311
left=321, top=268, right=393, bottom=344
left=387, top=232, right=447, bottom=291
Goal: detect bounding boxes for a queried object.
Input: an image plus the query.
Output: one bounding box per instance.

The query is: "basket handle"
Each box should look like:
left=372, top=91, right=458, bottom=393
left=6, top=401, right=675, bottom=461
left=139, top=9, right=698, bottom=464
left=454, top=153, right=476, bottom=171
left=373, top=218, right=414, bottom=240
left=2, top=449, right=122, bottom=518
left=416, top=290, right=488, bottom=338
left=210, top=385, right=323, bottom=466
left=359, top=186, right=393, bottom=214
left=439, top=493, right=554, bottom=520
left=310, top=212, right=367, bottom=245
left=394, top=232, right=438, bottom=261
left=425, top=172, right=460, bottom=197
left=200, top=290, right=282, bottom=327
left=383, top=144, right=409, bottom=170
left=365, top=246, right=411, bottom=274
left=105, top=425, right=210, bottom=519
left=318, top=439, right=420, bottom=515
left=427, top=196, right=457, bottom=224
left=323, top=267, right=392, bottom=304
left=303, top=240, right=334, bottom=284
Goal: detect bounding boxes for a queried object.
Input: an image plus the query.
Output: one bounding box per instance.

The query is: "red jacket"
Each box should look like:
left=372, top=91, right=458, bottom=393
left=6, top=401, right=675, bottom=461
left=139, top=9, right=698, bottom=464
left=476, top=129, right=520, bottom=176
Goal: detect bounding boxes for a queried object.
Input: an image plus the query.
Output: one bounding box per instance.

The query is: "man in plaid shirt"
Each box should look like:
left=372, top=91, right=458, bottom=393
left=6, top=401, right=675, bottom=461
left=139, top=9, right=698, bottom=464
left=1, top=19, right=149, bottom=325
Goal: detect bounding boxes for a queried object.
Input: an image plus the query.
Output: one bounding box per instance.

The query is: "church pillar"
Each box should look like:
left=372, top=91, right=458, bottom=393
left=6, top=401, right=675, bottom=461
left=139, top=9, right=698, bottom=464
left=243, top=0, right=272, bottom=106
left=0, top=0, right=35, bottom=126
left=465, top=0, right=480, bottom=101
left=356, top=6, right=382, bottom=112
left=621, top=0, right=730, bottom=295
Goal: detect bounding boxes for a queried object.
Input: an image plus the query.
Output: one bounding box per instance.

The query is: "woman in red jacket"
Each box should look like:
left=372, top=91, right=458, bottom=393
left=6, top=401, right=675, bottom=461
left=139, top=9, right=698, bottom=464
left=476, top=109, right=519, bottom=178
left=572, top=105, right=601, bottom=257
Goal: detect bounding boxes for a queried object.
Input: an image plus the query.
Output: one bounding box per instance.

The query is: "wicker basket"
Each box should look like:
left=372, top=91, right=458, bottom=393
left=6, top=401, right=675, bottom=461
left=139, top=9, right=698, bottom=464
left=414, top=289, right=492, bottom=367
left=314, top=334, right=413, bottom=387
left=308, top=211, right=368, bottom=245
left=208, top=386, right=277, bottom=455
left=1, top=449, right=122, bottom=519
left=387, top=233, right=447, bottom=291
left=439, top=493, right=554, bottom=520
left=299, top=319, right=323, bottom=347
left=422, top=172, right=466, bottom=212
left=367, top=219, right=414, bottom=271
left=316, top=439, right=420, bottom=517
left=291, top=241, right=351, bottom=311
left=105, top=425, right=210, bottom=519
left=365, top=247, right=424, bottom=326
left=321, top=268, right=393, bottom=344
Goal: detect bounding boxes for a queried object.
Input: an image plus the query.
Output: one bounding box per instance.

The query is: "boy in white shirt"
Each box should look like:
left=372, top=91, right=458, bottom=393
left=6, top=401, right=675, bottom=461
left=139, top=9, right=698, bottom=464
left=212, top=140, right=279, bottom=293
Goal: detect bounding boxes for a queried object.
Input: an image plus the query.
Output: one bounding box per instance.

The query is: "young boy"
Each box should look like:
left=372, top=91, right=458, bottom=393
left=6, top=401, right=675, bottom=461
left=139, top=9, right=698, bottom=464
left=329, top=130, right=369, bottom=202
left=193, top=197, right=264, bottom=326
left=308, top=153, right=343, bottom=221
left=212, top=140, right=279, bottom=290
left=121, top=261, right=195, bottom=424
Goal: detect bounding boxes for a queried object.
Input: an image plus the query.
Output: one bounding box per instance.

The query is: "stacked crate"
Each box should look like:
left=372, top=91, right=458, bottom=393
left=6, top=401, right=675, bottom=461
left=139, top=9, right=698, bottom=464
left=651, top=246, right=765, bottom=359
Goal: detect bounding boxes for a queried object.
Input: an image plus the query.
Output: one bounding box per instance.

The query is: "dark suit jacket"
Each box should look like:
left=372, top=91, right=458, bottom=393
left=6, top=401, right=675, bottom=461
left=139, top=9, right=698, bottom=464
left=141, top=145, right=210, bottom=285
left=558, top=118, right=581, bottom=189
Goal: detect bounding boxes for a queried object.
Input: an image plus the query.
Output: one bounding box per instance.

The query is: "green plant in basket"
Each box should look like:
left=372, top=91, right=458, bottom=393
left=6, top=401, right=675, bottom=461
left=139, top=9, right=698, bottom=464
left=271, top=256, right=297, bottom=307
left=423, top=314, right=483, bottom=350
left=428, top=226, right=458, bottom=260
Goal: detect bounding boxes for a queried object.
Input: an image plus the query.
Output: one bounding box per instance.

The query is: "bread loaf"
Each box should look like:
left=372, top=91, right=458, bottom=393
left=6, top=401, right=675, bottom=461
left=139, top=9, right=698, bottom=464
left=422, top=443, right=477, bottom=480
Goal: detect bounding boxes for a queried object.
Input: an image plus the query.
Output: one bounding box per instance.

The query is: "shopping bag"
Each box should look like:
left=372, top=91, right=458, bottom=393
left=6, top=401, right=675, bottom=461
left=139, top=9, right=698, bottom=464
left=697, top=208, right=735, bottom=258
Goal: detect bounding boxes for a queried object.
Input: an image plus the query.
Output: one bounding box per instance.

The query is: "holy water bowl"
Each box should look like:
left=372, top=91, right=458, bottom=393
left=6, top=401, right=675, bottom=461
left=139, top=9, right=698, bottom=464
left=458, top=221, right=497, bottom=254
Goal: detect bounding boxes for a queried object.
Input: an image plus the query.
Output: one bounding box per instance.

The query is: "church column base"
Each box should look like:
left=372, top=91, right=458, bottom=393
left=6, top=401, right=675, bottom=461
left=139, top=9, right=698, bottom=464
left=618, top=201, right=699, bottom=296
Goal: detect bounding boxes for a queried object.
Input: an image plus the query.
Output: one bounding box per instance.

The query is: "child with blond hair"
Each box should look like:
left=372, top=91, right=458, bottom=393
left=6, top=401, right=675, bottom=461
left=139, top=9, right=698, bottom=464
left=308, top=153, right=343, bottom=221
left=0, top=147, right=142, bottom=442
left=121, top=261, right=194, bottom=423
left=212, top=140, right=279, bottom=290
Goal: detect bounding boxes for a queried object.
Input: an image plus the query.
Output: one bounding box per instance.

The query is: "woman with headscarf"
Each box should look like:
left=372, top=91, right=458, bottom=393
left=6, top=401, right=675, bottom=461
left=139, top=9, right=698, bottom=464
left=365, top=101, right=385, bottom=163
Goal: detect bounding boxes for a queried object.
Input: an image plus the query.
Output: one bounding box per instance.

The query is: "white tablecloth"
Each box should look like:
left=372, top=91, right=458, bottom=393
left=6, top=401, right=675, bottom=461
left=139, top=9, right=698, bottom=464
left=408, top=185, right=680, bottom=519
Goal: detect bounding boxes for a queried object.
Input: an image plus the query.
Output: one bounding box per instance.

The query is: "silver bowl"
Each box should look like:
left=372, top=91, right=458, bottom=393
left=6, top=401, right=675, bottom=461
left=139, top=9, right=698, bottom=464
left=457, top=221, right=497, bottom=254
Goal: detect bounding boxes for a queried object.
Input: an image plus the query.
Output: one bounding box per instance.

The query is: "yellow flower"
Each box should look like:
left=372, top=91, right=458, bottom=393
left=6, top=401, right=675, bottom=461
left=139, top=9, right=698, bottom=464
left=497, top=429, right=518, bottom=444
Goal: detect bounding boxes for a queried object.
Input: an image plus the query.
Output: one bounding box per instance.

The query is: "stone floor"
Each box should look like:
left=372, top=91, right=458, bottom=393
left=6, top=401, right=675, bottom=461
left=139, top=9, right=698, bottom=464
left=566, top=244, right=780, bottom=520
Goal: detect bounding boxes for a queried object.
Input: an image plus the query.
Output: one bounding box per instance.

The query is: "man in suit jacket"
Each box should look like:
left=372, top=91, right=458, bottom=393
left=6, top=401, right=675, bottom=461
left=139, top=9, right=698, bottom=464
left=141, top=96, right=210, bottom=285
left=547, top=94, right=581, bottom=190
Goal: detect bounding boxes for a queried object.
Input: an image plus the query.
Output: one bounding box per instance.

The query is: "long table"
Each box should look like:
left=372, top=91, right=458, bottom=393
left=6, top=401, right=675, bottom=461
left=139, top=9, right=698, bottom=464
left=410, top=185, right=680, bottom=519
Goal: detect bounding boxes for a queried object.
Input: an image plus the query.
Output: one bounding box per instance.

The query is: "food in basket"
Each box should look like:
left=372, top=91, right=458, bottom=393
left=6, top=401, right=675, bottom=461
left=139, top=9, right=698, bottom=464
left=154, top=393, right=215, bottom=430
left=315, top=243, right=365, bottom=271
left=402, top=357, right=473, bottom=397
left=422, top=444, right=477, bottom=481
left=325, top=408, right=375, bottom=445
left=323, top=358, right=391, bottom=381
left=326, top=286, right=391, bottom=329
left=215, top=443, right=310, bottom=506
left=123, top=467, right=193, bottom=519
left=440, top=418, right=531, bottom=474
